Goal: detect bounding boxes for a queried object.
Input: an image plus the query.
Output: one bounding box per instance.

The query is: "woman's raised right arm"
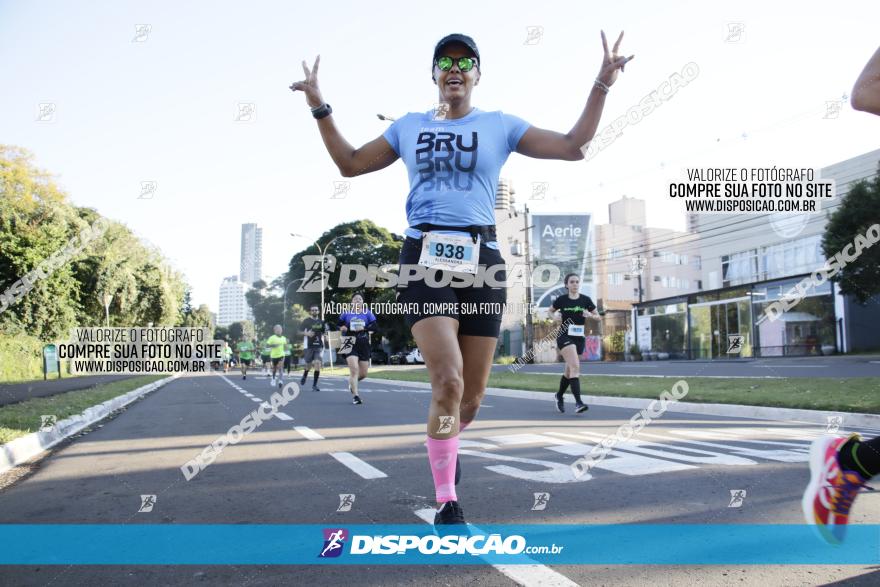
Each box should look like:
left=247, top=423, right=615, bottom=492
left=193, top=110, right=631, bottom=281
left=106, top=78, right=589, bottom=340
left=290, top=56, right=399, bottom=177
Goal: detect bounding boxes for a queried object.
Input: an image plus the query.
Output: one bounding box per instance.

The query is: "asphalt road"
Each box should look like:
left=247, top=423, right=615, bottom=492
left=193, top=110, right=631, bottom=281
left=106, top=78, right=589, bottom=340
left=494, top=354, right=880, bottom=378
left=0, top=370, right=878, bottom=586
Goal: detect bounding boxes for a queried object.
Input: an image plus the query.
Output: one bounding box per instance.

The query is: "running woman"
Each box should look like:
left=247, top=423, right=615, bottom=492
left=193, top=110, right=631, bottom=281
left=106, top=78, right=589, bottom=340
left=291, top=31, right=633, bottom=525
left=300, top=304, right=327, bottom=391
left=266, top=325, right=288, bottom=388
left=223, top=342, right=233, bottom=373
left=236, top=337, right=256, bottom=380
left=550, top=273, right=598, bottom=414
left=337, top=293, right=377, bottom=405
left=801, top=45, right=880, bottom=544
left=283, top=341, right=293, bottom=375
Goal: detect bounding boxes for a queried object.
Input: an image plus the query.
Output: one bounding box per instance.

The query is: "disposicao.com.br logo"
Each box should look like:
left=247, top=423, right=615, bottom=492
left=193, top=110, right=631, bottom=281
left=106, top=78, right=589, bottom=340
left=318, top=528, right=561, bottom=557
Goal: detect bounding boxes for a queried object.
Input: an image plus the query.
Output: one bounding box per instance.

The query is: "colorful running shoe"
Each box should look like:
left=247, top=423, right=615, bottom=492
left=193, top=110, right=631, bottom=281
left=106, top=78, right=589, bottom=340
left=802, top=434, right=868, bottom=544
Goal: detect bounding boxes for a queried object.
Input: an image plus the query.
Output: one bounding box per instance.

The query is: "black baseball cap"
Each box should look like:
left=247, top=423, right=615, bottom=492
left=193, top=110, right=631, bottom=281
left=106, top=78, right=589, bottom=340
left=432, top=33, right=480, bottom=64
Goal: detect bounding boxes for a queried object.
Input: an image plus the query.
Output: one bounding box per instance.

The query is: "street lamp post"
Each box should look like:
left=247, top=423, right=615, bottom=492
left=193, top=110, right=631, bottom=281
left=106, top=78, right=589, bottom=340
left=290, top=233, right=354, bottom=370
left=290, top=233, right=353, bottom=323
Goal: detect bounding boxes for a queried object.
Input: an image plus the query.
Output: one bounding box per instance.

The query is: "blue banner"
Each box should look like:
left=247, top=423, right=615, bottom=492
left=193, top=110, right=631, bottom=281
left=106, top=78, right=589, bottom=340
left=1, top=525, right=877, bottom=565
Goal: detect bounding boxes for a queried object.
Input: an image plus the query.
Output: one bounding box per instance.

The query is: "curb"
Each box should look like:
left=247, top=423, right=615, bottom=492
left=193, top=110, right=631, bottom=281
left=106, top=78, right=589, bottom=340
left=0, top=375, right=179, bottom=474
left=366, top=377, right=880, bottom=430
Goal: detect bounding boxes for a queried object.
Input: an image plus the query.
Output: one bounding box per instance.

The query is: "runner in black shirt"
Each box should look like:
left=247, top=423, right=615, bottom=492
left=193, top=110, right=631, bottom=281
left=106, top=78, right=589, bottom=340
left=549, top=273, right=598, bottom=414
left=300, top=304, right=327, bottom=391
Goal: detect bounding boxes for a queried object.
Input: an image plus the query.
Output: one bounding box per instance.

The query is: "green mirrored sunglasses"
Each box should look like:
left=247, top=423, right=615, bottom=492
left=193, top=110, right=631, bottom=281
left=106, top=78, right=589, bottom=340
left=434, top=55, right=478, bottom=72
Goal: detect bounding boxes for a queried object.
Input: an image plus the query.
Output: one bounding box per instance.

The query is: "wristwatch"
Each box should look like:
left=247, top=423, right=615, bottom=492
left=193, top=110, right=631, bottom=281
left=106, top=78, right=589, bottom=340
left=311, top=103, right=332, bottom=119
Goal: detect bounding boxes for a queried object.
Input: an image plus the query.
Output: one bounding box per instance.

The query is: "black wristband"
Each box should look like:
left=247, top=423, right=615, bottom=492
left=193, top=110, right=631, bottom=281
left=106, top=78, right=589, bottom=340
left=311, top=103, right=332, bottom=119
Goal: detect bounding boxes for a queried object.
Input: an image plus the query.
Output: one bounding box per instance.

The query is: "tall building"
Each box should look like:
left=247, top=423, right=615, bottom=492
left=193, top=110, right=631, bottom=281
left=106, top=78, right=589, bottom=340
left=240, top=223, right=263, bottom=287
left=595, top=196, right=701, bottom=310
left=218, top=275, right=252, bottom=327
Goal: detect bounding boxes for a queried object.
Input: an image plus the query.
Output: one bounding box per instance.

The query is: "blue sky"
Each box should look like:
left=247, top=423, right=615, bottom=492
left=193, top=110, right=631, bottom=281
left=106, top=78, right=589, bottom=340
left=2, top=0, right=878, bottom=309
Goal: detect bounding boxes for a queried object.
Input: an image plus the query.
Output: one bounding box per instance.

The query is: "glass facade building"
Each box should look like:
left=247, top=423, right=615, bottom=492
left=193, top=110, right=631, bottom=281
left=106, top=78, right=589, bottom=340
left=634, top=274, right=838, bottom=359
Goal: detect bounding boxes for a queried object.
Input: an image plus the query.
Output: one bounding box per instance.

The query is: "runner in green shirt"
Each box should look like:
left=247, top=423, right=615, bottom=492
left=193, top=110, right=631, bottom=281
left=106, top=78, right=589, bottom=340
left=266, top=325, right=289, bottom=388
left=260, top=339, right=272, bottom=375
left=221, top=342, right=232, bottom=373
left=236, top=338, right=256, bottom=380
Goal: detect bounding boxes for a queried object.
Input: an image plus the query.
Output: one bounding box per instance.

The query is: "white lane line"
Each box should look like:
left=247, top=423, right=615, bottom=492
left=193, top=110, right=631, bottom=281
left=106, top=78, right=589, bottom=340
left=294, top=426, right=325, bottom=440
left=274, top=412, right=293, bottom=421
left=250, top=398, right=262, bottom=403
left=330, top=452, right=388, bottom=479
left=413, top=508, right=578, bottom=587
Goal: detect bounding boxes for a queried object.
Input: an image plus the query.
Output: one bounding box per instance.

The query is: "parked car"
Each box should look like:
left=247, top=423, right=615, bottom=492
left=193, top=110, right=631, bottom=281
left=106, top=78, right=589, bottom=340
left=406, top=348, right=424, bottom=364
left=389, top=351, right=408, bottom=365
left=370, top=349, right=388, bottom=365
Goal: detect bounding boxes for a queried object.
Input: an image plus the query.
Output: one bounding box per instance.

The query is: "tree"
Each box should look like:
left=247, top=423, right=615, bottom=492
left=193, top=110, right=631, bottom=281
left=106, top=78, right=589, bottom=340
left=1, top=145, right=190, bottom=338
left=227, top=320, right=256, bottom=345
left=822, top=165, right=880, bottom=303
left=214, top=325, right=230, bottom=342
left=284, top=220, right=411, bottom=350
left=185, top=304, right=214, bottom=329
left=245, top=279, right=283, bottom=340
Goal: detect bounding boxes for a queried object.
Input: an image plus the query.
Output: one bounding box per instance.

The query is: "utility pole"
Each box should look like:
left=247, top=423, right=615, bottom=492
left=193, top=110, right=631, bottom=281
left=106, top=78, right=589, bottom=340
left=523, top=204, right=535, bottom=361
left=633, top=253, right=645, bottom=352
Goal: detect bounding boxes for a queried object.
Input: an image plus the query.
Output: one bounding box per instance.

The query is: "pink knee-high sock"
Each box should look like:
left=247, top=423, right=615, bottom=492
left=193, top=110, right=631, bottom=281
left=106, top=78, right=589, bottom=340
left=426, top=436, right=459, bottom=503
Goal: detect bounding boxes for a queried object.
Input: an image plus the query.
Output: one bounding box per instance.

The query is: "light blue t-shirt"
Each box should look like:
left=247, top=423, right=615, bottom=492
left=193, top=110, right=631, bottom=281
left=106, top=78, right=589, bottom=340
left=383, top=108, right=530, bottom=246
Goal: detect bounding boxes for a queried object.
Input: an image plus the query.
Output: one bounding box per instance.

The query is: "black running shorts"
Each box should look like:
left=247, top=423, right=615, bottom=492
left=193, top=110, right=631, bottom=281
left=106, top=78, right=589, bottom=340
left=341, top=338, right=370, bottom=362
left=557, top=334, right=585, bottom=356
left=396, top=236, right=507, bottom=338
left=303, top=347, right=322, bottom=363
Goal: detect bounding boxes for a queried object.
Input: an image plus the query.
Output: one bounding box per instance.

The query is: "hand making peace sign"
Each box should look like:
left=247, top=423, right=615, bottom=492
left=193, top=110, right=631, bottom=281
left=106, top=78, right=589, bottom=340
left=289, top=55, right=324, bottom=108
left=597, top=31, right=634, bottom=88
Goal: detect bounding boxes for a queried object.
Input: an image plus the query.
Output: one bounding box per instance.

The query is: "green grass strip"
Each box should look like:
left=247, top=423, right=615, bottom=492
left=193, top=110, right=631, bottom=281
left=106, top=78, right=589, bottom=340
left=368, top=368, right=880, bottom=414
left=0, top=375, right=166, bottom=445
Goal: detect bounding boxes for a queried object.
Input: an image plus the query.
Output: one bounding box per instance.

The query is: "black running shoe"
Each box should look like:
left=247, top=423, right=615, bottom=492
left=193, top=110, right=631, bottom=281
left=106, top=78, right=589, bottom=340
left=312, top=385, right=320, bottom=392
left=300, top=376, right=307, bottom=386
left=575, top=403, right=589, bottom=414
left=555, top=392, right=565, bottom=413
left=242, top=375, right=246, bottom=380
left=455, top=454, right=461, bottom=485
left=352, top=395, right=362, bottom=405
left=433, top=500, right=465, bottom=525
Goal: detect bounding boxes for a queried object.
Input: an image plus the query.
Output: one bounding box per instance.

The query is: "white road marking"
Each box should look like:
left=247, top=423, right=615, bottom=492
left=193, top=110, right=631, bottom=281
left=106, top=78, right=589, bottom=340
left=543, top=432, right=695, bottom=476
left=640, top=431, right=809, bottom=462
left=274, top=412, right=293, bottom=421
left=413, top=508, right=579, bottom=587
left=330, top=452, right=388, bottom=479
left=576, top=431, right=755, bottom=466
left=458, top=449, right=591, bottom=483
left=294, top=426, right=325, bottom=440
left=250, top=398, right=262, bottom=403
